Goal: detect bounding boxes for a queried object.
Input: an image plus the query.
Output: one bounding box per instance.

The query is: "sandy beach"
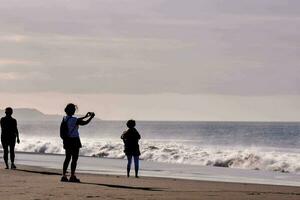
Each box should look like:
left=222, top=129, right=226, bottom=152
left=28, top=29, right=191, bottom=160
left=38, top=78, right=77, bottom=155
left=0, top=165, right=299, bottom=200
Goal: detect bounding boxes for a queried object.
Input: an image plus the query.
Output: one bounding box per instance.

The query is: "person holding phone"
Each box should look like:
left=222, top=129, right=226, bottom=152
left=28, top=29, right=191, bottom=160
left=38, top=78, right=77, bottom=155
left=60, top=103, right=95, bottom=182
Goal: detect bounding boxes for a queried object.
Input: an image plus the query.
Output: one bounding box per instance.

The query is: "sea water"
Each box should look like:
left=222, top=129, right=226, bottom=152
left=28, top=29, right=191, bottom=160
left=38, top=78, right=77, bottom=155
left=11, top=120, right=300, bottom=175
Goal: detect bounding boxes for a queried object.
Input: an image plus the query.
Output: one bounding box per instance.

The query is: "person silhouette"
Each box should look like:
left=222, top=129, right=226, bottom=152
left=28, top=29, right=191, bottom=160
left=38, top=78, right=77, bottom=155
left=1, top=107, right=20, bottom=169
left=121, top=119, right=141, bottom=178
left=60, top=103, right=95, bottom=182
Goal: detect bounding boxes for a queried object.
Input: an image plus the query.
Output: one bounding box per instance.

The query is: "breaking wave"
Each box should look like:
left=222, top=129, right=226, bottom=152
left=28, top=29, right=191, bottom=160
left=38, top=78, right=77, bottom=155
left=8, top=137, right=300, bottom=174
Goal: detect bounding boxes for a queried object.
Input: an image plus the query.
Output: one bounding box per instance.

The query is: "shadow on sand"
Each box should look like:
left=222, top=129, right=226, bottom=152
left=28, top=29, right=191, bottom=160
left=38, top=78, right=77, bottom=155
left=16, top=169, right=164, bottom=192
left=17, top=169, right=61, bottom=175
left=80, top=181, right=164, bottom=191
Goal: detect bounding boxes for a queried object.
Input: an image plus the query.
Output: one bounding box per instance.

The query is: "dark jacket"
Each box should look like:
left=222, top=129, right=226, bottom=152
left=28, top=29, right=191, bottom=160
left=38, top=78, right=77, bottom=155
left=1, top=116, right=18, bottom=143
left=121, top=128, right=141, bottom=156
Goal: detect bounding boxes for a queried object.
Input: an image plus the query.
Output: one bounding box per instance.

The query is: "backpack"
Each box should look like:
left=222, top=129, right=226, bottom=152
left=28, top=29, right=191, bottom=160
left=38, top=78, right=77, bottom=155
left=60, top=117, right=70, bottom=140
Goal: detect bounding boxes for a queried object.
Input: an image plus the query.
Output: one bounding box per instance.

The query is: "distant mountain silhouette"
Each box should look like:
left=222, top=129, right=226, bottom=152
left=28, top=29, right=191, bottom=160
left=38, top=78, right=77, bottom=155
left=0, top=108, right=101, bottom=121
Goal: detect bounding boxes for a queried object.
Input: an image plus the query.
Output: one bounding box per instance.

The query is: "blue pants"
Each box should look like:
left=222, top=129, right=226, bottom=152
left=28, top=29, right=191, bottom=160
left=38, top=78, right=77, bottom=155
left=127, top=155, right=139, bottom=176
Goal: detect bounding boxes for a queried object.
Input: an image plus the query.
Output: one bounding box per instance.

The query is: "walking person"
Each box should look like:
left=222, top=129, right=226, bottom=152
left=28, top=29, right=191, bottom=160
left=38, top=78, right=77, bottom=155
left=121, top=119, right=141, bottom=178
left=1, top=107, right=20, bottom=169
left=60, top=103, right=95, bottom=182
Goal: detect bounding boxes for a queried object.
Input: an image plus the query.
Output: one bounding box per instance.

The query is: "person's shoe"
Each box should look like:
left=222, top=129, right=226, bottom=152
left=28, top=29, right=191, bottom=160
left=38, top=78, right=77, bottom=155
left=69, top=176, right=80, bottom=183
left=11, top=164, right=16, bottom=170
left=60, top=176, right=69, bottom=182
left=5, top=166, right=9, bottom=169
left=135, top=175, right=139, bottom=178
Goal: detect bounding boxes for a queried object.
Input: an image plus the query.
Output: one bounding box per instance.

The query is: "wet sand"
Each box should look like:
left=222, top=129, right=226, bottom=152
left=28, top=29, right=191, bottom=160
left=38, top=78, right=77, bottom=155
left=0, top=165, right=299, bottom=200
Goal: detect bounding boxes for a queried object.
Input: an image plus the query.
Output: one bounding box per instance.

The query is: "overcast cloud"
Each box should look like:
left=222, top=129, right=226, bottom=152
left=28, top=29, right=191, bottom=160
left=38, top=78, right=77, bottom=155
left=0, top=0, right=300, bottom=120
left=0, top=0, right=299, bottom=95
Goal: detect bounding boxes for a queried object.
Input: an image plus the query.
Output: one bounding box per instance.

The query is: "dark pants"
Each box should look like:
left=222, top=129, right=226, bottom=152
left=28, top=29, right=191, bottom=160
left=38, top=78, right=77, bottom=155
left=127, top=155, right=139, bottom=176
left=1, top=137, right=16, bottom=166
left=63, top=148, right=79, bottom=176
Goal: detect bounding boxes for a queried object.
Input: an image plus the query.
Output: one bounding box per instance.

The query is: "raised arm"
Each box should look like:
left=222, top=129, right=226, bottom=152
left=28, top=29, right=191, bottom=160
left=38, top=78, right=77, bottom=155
left=76, top=112, right=95, bottom=126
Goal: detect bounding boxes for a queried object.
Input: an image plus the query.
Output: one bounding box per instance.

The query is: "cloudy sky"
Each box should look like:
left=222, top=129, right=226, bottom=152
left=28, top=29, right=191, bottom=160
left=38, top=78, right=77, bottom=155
left=0, top=0, right=299, bottom=121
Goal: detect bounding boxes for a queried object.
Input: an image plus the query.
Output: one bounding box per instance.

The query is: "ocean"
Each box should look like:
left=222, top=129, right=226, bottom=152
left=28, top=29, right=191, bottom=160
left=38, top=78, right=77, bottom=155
left=12, top=120, right=300, bottom=175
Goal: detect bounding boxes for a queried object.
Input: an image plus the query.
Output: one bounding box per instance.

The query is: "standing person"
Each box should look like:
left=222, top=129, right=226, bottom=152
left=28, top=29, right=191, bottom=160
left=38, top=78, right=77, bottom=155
left=60, top=103, right=95, bottom=182
left=121, top=119, right=141, bottom=178
left=0, top=107, right=20, bottom=169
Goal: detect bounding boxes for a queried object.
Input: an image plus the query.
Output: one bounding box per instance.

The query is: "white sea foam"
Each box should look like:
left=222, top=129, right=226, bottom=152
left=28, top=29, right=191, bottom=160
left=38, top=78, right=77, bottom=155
left=10, top=136, right=300, bottom=174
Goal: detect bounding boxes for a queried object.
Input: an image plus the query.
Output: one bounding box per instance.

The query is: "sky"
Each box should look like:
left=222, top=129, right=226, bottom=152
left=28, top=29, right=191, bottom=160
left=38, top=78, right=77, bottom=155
left=0, top=0, right=300, bottom=121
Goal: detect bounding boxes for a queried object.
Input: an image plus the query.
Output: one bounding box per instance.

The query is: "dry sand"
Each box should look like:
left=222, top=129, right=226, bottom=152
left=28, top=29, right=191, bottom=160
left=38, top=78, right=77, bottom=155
left=0, top=165, right=299, bottom=200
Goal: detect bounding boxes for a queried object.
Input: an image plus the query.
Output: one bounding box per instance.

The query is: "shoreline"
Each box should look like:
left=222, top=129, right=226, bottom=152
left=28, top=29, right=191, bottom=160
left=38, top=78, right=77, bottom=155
left=3, top=151, right=300, bottom=187
left=7, top=153, right=300, bottom=186
left=0, top=164, right=299, bottom=200
left=12, top=163, right=300, bottom=188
